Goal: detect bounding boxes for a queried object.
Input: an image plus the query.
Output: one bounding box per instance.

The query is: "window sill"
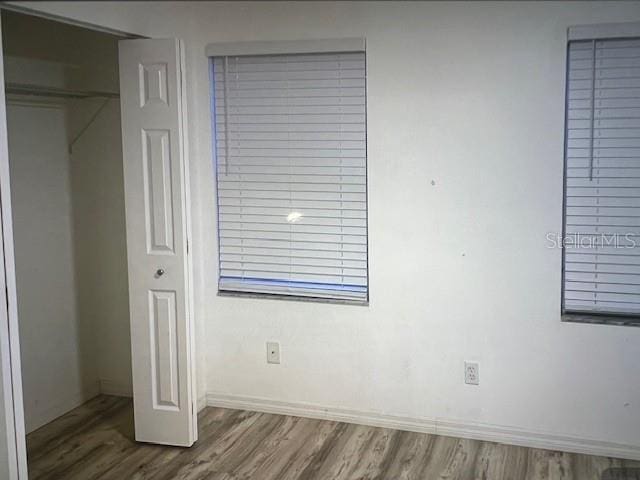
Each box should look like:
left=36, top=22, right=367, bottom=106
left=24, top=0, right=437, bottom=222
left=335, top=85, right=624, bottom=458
left=562, top=313, right=640, bottom=327
left=217, top=290, right=369, bottom=306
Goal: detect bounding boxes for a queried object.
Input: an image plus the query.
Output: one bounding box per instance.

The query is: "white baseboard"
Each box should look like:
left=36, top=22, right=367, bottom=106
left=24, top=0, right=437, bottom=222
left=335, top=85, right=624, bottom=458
left=197, top=395, right=208, bottom=412
left=26, top=381, right=100, bottom=434
left=206, top=392, right=640, bottom=461
left=99, top=379, right=208, bottom=415
left=99, top=378, right=132, bottom=398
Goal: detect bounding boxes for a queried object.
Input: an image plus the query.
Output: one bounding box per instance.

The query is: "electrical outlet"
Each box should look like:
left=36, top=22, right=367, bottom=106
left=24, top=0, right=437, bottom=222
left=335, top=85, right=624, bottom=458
left=266, top=342, right=280, bottom=364
left=465, top=362, right=479, bottom=385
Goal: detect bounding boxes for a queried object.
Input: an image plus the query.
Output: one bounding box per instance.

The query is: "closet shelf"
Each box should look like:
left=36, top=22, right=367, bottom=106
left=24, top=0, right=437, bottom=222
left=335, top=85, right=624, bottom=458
left=5, top=83, right=119, bottom=99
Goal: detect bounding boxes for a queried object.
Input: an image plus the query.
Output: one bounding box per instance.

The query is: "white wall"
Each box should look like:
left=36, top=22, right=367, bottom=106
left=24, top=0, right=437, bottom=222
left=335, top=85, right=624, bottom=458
left=68, top=98, right=131, bottom=396
left=13, top=1, right=640, bottom=456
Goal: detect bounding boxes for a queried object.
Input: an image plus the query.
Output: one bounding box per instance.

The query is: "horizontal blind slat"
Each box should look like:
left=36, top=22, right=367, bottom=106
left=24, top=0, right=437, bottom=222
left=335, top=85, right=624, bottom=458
left=218, top=279, right=367, bottom=301
left=220, top=246, right=367, bottom=260
left=220, top=269, right=367, bottom=285
left=220, top=238, right=367, bottom=252
left=221, top=254, right=366, bottom=268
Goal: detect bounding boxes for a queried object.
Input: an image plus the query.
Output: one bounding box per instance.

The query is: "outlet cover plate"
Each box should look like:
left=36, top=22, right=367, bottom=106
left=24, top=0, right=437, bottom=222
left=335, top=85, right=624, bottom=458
left=465, top=361, right=479, bottom=385
left=267, top=342, right=280, bottom=364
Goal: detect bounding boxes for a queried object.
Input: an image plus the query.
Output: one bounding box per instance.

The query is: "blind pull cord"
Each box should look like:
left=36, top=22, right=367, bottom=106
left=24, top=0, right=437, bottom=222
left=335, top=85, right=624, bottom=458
left=223, top=55, right=231, bottom=176
left=589, top=39, right=596, bottom=182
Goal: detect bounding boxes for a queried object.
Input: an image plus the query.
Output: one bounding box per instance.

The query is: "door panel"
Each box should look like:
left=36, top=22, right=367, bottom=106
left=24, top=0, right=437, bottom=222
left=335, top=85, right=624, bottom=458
left=143, top=128, right=174, bottom=253
left=119, top=38, right=196, bottom=447
left=149, top=289, right=179, bottom=409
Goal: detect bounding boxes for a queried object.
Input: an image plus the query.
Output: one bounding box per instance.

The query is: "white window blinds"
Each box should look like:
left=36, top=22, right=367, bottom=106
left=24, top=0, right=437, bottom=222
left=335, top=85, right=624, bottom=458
left=564, top=38, right=640, bottom=316
left=211, top=51, right=368, bottom=302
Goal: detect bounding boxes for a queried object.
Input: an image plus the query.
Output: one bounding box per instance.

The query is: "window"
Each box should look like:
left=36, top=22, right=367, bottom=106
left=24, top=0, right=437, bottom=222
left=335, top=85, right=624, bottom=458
left=563, top=30, right=640, bottom=318
left=209, top=41, right=368, bottom=302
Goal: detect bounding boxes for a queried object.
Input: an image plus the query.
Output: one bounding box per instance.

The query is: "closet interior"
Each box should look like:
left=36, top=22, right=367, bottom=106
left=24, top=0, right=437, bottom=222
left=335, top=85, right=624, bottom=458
left=2, top=9, right=132, bottom=438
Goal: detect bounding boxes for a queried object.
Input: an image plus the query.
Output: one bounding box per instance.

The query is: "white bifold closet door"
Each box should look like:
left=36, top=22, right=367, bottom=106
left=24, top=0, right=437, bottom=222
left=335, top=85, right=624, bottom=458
left=564, top=38, right=640, bottom=315
left=119, top=38, right=196, bottom=446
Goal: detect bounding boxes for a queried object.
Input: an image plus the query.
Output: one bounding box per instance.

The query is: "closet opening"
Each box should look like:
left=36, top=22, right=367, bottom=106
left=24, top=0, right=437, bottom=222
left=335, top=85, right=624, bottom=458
left=2, top=8, right=133, bottom=473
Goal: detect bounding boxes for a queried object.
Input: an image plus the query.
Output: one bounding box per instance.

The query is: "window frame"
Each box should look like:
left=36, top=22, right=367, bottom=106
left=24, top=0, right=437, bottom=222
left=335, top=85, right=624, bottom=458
left=561, top=22, right=640, bottom=325
left=207, top=40, right=370, bottom=305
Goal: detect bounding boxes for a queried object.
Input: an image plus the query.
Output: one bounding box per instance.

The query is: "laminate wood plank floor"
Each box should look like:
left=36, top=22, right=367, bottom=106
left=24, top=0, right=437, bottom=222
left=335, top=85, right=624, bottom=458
left=26, top=395, right=640, bottom=480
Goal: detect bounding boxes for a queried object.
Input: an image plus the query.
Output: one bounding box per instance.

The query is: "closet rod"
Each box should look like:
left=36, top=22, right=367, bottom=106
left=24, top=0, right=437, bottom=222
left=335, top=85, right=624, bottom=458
left=5, top=83, right=119, bottom=99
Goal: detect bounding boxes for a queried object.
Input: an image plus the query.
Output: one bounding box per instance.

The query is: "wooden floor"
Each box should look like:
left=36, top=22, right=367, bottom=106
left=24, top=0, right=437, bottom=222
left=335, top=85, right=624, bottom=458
left=26, top=395, right=640, bottom=480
